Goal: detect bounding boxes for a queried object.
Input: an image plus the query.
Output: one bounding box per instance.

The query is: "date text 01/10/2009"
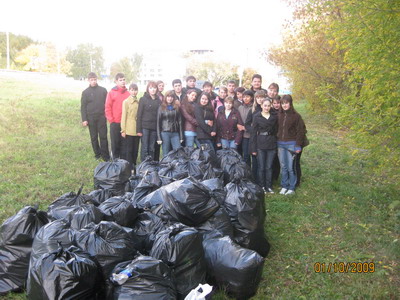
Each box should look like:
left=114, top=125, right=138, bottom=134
left=314, top=262, right=375, bottom=273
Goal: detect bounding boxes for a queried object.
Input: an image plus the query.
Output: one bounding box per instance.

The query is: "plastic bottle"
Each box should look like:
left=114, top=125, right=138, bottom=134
left=112, top=268, right=133, bottom=285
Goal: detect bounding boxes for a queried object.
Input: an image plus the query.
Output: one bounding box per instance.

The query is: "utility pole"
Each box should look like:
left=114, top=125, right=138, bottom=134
left=6, top=31, right=10, bottom=69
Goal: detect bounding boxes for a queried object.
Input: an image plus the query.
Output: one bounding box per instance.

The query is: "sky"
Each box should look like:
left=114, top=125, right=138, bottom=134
left=1, top=0, right=293, bottom=79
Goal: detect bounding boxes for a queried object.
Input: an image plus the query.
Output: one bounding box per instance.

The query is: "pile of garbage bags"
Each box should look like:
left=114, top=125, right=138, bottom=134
left=0, top=147, right=270, bottom=299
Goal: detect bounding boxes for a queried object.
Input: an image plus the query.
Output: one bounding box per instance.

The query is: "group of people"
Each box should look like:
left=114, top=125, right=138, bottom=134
left=81, top=72, right=308, bottom=195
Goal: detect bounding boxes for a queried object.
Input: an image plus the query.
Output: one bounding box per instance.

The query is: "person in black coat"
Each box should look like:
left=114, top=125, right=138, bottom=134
left=136, top=81, right=161, bottom=161
left=156, top=90, right=183, bottom=157
left=250, top=98, right=278, bottom=193
left=80, top=72, right=110, bottom=161
left=194, top=92, right=216, bottom=150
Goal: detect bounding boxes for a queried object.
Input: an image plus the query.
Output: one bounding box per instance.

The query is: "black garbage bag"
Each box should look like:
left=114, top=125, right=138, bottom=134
left=202, top=178, right=226, bottom=204
left=27, top=245, right=100, bottom=300
left=126, top=175, right=142, bottom=192
left=216, top=148, right=242, bottom=167
left=0, top=206, right=49, bottom=295
left=131, top=212, right=166, bottom=254
left=196, top=207, right=234, bottom=239
left=224, top=178, right=270, bottom=257
left=111, top=255, right=176, bottom=300
left=94, top=159, right=132, bottom=194
left=136, top=188, right=168, bottom=210
left=202, top=235, right=264, bottom=299
left=202, top=165, right=224, bottom=181
left=63, top=204, right=104, bottom=230
left=159, top=147, right=189, bottom=164
left=30, top=219, right=76, bottom=268
left=136, top=156, right=160, bottom=176
left=75, top=221, right=137, bottom=278
left=132, top=171, right=162, bottom=205
left=98, top=196, right=138, bottom=227
left=158, top=160, right=189, bottom=185
left=191, top=144, right=218, bottom=167
left=48, top=185, right=95, bottom=213
left=161, top=177, right=220, bottom=226
left=150, top=223, right=206, bottom=299
left=222, top=160, right=253, bottom=184
left=89, top=188, right=120, bottom=206
left=187, top=159, right=207, bottom=179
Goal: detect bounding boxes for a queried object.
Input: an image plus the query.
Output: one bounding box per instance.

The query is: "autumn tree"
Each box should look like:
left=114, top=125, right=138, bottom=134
left=66, top=44, right=104, bottom=79
left=109, top=54, right=143, bottom=84
left=0, top=32, right=33, bottom=69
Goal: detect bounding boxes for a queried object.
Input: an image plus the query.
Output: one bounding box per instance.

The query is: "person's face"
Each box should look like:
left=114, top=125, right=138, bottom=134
left=187, top=79, right=196, bottom=88
left=166, top=95, right=174, bottom=104
left=89, top=77, right=97, bottom=87
left=203, top=85, right=212, bottom=93
left=173, top=83, right=182, bottom=93
left=243, top=95, right=252, bottom=105
left=158, top=83, right=164, bottom=92
left=252, top=78, right=261, bottom=89
left=188, top=91, right=197, bottom=102
left=219, top=89, right=227, bottom=99
left=256, top=96, right=264, bottom=105
left=148, top=86, right=157, bottom=96
left=236, top=91, right=243, bottom=100
left=273, top=100, right=281, bottom=110
left=129, top=88, right=138, bottom=97
left=282, top=101, right=291, bottom=110
left=262, top=101, right=271, bottom=113
left=116, top=77, right=126, bottom=88
left=200, top=94, right=209, bottom=106
left=227, top=83, right=236, bottom=93
left=268, top=88, right=278, bottom=99
left=224, top=101, right=233, bottom=110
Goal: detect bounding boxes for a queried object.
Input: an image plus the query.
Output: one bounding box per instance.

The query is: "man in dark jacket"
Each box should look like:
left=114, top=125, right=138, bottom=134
left=81, top=72, right=110, bottom=161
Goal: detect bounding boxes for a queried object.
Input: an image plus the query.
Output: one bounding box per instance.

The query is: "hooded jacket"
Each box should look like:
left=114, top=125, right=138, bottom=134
left=105, top=86, right=130, bottom=123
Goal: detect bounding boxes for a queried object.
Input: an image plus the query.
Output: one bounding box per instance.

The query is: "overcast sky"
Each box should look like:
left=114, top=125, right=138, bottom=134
left=1, top=0, right=292, bottom=65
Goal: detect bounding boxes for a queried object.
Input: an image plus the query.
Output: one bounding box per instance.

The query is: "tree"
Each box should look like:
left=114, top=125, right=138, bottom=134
left=109, top=53, right=143, bottom=84
left=15, top=43, right=71, bottom=73
left=186, top=56, right=239, bottom=87
left=0, top=32, right=33, bottom=69
left=242, top=68, right=258, bottom=89
left=66, top=44, right=104, bottom=79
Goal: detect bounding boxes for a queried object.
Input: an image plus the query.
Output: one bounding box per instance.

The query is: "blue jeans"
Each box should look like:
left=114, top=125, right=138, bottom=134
left=185, top=133, right=200, bottom=148
left=257, top=149, right=276, bottom=189
left=221, top=139, right=237, bottom=149
left=141, top=128, right=157, bottom=161
left=278, top=143, right=297, bottom=190
left=161, top=132, right=180, bottom=157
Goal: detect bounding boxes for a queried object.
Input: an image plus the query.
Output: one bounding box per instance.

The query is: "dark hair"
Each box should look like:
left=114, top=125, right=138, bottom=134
left=252, top=74, right=262, bottom=81
left=268, top=82, right=280, bottom=93
left=255, top=90, right=267, bottom=98
left=88, top=72, right=97, bottom=79
left=227, top=80, right=236, bottom=85
left=281, top=94, right=294, bottom=111
left=199, top=92, right=213, bottom=112
left=274, top=95, right=281, bottom=101
left=129, top=83, right=138, bottom=90
left=115, top=73, right=125, bottom=80
left=186, top=75, right=196, bottom=82
left=156, top=80, right=164, bottom=85
left=161, top=90, right=179, bottom=111
left=243, top=90, right=254, bottom=98
left=172, top=79, right=182, bottom=86
left=203, top=81, right=213, bottom=88
left=182, top=89, right=197, bottom=114
left=235, top=87, right=245, bottom=93
left=219, top=86, right=228, bottom=94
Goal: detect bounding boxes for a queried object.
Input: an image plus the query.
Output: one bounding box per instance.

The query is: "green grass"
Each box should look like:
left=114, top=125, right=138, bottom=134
left=0, top=74, right=399, bottom=299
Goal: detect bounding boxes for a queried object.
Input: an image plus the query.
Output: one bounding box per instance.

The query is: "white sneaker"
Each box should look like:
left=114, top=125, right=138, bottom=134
left=279, top=188, right=288, bottom=195
left=267, top=188, right=274, bottom=194
left=285, top=190, right=295, bottom=195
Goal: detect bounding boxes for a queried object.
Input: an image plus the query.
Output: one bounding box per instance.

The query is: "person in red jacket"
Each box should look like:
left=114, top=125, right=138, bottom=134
left=105, top=73, right=130, bottom=159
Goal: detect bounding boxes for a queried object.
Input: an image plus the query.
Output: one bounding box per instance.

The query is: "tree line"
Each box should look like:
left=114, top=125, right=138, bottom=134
left=268, top=0, right=400, bottom=173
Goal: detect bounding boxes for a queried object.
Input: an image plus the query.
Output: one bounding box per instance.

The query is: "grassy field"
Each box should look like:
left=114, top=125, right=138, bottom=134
left=0, top=73, right=399, bottom=299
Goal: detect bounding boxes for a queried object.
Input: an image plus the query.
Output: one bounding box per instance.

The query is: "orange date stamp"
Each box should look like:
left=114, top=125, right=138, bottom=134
left=314, top=262, right=375, bottom=273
